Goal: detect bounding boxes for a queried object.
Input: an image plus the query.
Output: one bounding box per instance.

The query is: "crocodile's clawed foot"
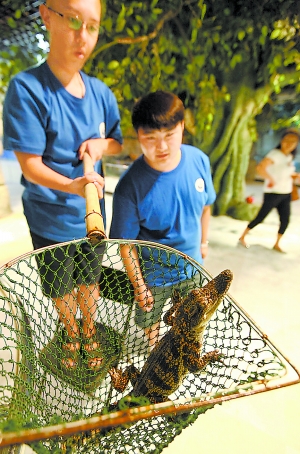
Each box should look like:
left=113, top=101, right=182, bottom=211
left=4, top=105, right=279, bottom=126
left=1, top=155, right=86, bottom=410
left=109, top=367, right=129, bottom=393
left=214, top=352, right=226, bottom=364
left=209, top=349, right=225, bottom=363
left=199, top=349, right=225, bottom=368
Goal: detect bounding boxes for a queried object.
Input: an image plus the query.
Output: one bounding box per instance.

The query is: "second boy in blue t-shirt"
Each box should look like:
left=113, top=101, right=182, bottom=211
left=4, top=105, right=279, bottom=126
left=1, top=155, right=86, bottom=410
left=110, top=90, right=216, bottom=350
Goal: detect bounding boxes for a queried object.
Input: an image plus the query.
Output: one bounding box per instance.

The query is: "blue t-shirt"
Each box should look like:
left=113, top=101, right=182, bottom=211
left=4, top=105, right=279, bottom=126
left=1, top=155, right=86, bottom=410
left=3, top=61, right=122, bottom=242
left=109, top=145, right=216, bottom=286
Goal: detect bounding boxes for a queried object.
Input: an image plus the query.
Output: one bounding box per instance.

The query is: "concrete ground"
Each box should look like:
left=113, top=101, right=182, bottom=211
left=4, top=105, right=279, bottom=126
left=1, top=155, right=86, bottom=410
left=0, top=158, right=300, bottom=454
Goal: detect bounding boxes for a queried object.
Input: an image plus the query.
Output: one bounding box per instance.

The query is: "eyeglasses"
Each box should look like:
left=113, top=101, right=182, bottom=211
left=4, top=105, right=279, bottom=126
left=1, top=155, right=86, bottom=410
left=46, top=5, right=100, bottom=36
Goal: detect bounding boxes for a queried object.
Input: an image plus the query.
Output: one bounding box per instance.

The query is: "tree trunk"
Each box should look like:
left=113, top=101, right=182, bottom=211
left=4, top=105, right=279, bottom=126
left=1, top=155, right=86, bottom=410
left=201, top=69, right=271, bottom=220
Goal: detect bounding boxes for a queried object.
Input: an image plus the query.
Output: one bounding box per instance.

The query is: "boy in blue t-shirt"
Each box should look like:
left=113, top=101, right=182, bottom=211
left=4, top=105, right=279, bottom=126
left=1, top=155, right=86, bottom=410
left=109, top=90, right=216, bottom=350
left=3, top=0, right=122, bottom=370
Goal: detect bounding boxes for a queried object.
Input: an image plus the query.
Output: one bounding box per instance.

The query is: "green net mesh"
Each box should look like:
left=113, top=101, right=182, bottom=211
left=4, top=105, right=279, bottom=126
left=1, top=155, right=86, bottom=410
left=0, top=239, right=299, bottom=454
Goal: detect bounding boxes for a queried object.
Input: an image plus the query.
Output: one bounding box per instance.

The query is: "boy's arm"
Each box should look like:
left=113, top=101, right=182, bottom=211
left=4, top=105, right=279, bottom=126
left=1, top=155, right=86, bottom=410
left=200, top=205, right=211, bottom=259
left=120, top=244, right=154, bottom=312
left=78, top=138, right=122, bottom=163
left=14, top=152, right=104, bottom=198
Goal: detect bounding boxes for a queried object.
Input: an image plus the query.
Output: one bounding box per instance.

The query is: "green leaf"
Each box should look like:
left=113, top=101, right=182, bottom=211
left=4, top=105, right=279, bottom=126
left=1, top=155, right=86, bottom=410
left=229, top=53, right=243, bottom=69
left=237, top=30, right=245, bottom=41
left=7, top=17, right=17, bottom=29
left=14, top=9, right=22, bottom=19
left=102, top=77, right=116, bottom=87
left=163, top=65, right=175, bottom=75
left=121, top=57, right=131, bottom=67
left=213, top=32, right=220, bottom=43
left=259, top=35, right=266, bottom=46
left=126, top=28, right=135, bottom=38
left=270, top=29, right=281, bottom=39
left=261, top=25, right=268, bottom=37
left=207, top=112, right=214, bottom=122
left=191, top=28, right=198, bottom=44
left=273, top=54, right=282, bottom=67
left=116, top=18, right=126, bottom=33
left=103, top=17, right=113, bottom=33
left=107, top=60, right=120, bottom=70
left=123, top=83, right=132, bottom=100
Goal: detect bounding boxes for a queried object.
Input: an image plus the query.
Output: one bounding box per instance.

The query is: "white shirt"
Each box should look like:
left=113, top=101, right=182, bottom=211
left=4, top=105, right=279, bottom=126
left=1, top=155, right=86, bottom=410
left=263, top=148, right=295, bottom=194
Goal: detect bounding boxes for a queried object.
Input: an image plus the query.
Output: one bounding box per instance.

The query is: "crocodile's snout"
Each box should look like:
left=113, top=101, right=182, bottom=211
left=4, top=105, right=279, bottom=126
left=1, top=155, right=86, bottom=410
left=190, top=269, right=233, bottom=329
left=213, top=269, right=233, bottom=295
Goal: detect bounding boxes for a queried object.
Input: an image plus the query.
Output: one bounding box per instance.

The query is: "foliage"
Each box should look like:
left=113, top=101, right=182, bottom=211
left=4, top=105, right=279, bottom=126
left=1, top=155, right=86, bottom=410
left=272, top=99, right=300, bottom=129
left=0, top=46, right=43, bottom=96
left=88, top=0, right=300, bottom=135
left=86, top=0, right=300, bottom=216
left=0, top=0, right=46, bottom=96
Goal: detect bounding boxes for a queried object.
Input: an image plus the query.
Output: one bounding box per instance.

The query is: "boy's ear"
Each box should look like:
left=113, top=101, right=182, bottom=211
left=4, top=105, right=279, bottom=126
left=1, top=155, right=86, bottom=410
left=181, top=121, right=185, bottom=132
left=39, top=3, right=51, bottom=30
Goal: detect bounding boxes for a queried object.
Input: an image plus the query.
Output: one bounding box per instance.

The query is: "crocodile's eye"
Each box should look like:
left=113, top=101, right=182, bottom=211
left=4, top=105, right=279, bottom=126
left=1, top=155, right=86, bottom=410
left=189, top=304, right=203, bottom=326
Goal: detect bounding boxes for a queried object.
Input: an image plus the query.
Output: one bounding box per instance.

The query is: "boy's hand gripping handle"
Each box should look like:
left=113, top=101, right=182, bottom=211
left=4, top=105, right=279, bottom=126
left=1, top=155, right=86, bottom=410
left=83, top=153, right=106, bottom=244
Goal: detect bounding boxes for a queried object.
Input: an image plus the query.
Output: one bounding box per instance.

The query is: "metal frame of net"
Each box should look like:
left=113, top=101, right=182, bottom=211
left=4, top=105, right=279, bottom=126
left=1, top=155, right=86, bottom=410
left=0, top=238, right=299, bottom=454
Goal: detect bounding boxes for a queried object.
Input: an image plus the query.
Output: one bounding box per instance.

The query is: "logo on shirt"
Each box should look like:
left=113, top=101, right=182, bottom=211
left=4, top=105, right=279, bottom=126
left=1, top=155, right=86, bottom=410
left=195, top=178, right=205, bottom=192
left=99, top=122, right=106, bottom=138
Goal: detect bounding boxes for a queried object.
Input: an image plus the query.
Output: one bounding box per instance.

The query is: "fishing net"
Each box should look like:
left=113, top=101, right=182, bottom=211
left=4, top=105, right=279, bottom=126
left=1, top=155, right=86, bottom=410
left=0, top=238, right=299, bottom=454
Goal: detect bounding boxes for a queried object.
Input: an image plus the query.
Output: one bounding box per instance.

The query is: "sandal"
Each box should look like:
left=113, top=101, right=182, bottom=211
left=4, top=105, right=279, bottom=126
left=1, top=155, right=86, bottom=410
left=82, top=328, right=104, bottom=370
left=61, top=334, right=81, bottom=370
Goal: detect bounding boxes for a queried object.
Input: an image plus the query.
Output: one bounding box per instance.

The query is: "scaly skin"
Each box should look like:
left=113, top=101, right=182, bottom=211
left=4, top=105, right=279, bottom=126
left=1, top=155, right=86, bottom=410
left=109, top=269, right=233, bottom=404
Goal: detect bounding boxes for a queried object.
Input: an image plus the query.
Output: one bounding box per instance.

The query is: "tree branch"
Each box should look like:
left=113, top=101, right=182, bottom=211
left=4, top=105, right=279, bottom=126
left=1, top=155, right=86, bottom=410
left=91, top=7, right=182, bottom=60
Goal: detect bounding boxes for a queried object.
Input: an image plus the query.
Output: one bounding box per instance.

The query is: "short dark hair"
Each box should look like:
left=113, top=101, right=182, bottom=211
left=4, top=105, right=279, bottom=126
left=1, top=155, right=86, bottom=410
left=132, top=90, right=184, bottom=132
left=276, top=128, right=300, bottom=157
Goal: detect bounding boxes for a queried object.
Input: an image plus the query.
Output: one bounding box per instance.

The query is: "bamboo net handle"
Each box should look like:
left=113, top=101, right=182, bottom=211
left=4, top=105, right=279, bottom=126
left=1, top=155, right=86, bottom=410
left=83, top=153, right=106, bottom=243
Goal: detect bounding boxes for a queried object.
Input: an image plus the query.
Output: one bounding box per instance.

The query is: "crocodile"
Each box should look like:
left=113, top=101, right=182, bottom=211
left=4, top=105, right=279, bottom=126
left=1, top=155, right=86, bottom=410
left=109, top=269, right=233, bottom=404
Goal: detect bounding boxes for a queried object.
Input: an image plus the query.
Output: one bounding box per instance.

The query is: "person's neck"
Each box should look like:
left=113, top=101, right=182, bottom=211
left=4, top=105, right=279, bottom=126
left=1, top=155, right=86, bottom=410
left=46, top=56, right=85, bottom=98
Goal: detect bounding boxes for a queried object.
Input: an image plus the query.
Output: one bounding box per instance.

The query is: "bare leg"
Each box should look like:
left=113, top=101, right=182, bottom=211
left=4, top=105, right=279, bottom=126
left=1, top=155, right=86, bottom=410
left=78, top=283, right=103, bottom=369
left=77, top=283, right=99, bottom=336
left=273, top=233, right=285, bottom=253
left=53, top=292, right=80, bottom=368
left=53, top=292, right=80, bottom=337
left=239, top=227, right=250, bottom=248
left=145, top=322, right=160, bottom=351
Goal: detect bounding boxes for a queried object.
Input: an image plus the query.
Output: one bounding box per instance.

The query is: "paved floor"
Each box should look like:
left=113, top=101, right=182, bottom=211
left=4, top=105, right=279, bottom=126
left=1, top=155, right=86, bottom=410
left=0, top=158, right=300, bottom=453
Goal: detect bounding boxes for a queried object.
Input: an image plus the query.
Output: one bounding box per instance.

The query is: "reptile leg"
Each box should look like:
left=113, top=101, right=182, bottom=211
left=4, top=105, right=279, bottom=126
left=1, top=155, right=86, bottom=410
left=163, top=289, right=182, bottom=326
left=198, top=350, right=223, bottom=369
left=126, top=364, right=141, bottom=387
left=109, top=367, right=130, bottom=393
left=109, top=365, right=141, bottom=393
left=187, top=348, right=224, bottom=373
